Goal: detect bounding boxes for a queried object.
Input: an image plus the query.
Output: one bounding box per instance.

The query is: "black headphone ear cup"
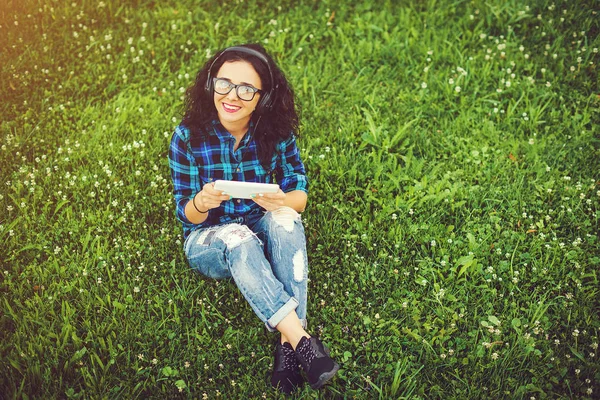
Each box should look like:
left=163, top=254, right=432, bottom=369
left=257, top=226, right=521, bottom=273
left=266, top=84, right=278, bottom=112
left=256, top=92, right=272, bottom=114
left=204, top=76, right=212, bottom=98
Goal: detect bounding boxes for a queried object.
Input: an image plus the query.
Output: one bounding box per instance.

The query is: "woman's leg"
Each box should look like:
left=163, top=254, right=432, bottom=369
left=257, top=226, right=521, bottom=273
left=252, top=207, right=339, bottom=389
left=276, top=311, right=309, bottom=349
left=186, top=222, right=300, bottom=330
left=186, top=220, right=338, bottom=390
left=251, top=207, right=309, bottom=330
left=186, top=223, right=306, bottom=393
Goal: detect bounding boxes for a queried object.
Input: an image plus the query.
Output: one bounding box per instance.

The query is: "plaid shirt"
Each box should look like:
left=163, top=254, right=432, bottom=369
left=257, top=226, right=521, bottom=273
left=168, top=120, right=308, bottom=240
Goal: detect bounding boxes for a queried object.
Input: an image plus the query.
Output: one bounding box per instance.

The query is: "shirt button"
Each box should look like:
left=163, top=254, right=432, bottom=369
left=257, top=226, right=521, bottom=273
left=236, top=168, right=240, bottom=172
left=237, top=199, right=241, bottom=204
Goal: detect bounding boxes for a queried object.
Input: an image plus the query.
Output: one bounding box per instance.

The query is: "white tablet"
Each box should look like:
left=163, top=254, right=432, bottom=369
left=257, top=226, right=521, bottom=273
left=213, top=180, right=280, bottom=199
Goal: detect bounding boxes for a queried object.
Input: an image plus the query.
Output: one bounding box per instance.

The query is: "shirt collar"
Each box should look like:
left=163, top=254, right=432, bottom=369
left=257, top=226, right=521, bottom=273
left=211, top=119, right=255, bottom=147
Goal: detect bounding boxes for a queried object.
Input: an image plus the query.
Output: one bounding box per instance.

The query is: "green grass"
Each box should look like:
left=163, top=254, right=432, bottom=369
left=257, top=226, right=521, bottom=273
left=1, top=0, right=599, bottom=398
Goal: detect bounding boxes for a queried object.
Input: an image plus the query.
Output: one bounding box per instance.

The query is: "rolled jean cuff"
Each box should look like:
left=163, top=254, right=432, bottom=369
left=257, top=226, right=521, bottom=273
left=265, top=297, right=299, bottom=332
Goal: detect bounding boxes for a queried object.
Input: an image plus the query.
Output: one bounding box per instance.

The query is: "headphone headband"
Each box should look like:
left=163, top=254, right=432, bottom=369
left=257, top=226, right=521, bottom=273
left=205, top=46, right=277, bottom=114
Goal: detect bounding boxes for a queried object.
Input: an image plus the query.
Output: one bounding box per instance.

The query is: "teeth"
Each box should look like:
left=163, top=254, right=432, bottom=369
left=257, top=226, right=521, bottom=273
left=223, top=103, right=240, bottom=111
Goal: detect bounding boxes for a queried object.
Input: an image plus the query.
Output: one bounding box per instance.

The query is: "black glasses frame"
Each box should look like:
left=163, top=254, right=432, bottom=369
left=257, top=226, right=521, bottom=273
left=212, top=78, right=262, bottom=101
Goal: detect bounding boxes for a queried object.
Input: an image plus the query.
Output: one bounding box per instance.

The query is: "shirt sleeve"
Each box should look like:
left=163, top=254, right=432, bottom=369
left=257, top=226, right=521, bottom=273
left=168, top=125, right=200, bottom=225
left=275, top=134, right=309, bottom=194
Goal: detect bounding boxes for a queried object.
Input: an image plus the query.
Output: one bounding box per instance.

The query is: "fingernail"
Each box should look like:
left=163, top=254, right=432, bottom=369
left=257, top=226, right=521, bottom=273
left=258, top=193, right=264, bottom=197
left=250, top=194, right=255, bottom=199
left=229, top=196, right=232, bottom=200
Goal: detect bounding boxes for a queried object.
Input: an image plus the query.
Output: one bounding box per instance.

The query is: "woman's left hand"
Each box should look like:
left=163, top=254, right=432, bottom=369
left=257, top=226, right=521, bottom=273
left=252, top=189, right=287, bottom=211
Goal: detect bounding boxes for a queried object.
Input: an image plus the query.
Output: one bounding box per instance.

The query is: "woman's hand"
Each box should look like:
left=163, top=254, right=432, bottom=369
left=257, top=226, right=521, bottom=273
left=196, top=182, right=230, bottom=211
left=252, top=189, right=287, bottom=211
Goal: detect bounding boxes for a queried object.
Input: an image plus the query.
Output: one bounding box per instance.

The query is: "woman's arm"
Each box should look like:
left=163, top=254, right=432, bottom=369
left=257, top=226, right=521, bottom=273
left=253, top=134, right=309, bottom=212
left=184, top=193, right=210, bottom=224
left=253, top=188, right=307, bottom=213
left=169, top=126, right=201, bottom=226
left=283, top=190, right=307, bottom=212
left=184, top=182, right=230, bottom=223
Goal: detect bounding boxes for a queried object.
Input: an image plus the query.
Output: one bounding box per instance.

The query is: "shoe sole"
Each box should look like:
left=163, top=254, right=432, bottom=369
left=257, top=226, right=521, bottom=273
left=310, top=362, right=340, bottom=390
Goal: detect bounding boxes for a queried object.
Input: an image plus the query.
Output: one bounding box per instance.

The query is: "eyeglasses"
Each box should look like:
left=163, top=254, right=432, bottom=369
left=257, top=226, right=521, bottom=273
left=213, top=78, right=262, bottom=101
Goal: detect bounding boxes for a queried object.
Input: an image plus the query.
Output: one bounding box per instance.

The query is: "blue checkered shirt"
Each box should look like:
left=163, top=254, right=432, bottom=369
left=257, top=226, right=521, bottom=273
left=168, top=120, right=309, bottom=240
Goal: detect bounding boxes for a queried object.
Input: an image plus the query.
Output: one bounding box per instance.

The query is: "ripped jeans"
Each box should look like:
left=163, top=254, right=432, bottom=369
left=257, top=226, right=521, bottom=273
left=183, top=207, right=308, bottom=331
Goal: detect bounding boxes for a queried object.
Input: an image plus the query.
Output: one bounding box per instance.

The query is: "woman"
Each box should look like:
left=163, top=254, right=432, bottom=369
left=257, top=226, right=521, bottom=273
left=168, top=44, right=339, bottom=394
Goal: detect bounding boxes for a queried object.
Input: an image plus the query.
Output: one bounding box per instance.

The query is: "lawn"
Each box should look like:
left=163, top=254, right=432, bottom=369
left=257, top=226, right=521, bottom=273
left=1, top=0, right=599, bottom=398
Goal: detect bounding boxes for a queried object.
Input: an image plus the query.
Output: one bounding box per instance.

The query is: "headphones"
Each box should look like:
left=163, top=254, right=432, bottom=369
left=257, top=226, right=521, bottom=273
left=205, top=46, right=278, bottom=115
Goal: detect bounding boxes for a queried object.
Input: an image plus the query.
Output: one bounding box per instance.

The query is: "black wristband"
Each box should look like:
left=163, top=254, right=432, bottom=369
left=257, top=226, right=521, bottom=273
left=192, top=195, right=208, bottom=214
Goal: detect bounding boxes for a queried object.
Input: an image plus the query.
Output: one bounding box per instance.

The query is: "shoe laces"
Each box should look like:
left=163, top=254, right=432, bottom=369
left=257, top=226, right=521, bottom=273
left=296, top=337, right=317, bottom=365
left=280, top=343, right=299, bottom=371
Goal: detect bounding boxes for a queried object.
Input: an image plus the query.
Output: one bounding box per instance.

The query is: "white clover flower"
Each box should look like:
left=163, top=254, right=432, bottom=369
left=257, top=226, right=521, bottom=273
left=421, top=82, right=427, bottom=89
left=455, top=86, right=461, bottom=93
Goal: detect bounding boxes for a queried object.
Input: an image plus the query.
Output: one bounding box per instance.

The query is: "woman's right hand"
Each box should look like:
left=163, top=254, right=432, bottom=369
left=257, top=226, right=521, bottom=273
left=195, top=182, right=230, bottom=211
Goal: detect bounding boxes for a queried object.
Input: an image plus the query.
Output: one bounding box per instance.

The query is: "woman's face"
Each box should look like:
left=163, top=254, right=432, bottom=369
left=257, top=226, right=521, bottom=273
left=213, top=60, right=262, bottom=129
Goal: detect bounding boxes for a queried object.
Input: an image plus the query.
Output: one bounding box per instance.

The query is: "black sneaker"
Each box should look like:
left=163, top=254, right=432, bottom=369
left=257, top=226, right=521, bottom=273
left=271, top=342, right=304, bottom=394
left=294, top=336, right=339, bottom=389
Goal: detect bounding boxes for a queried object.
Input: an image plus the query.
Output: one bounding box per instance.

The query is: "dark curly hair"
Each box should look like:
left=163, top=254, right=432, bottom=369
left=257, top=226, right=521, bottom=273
left=181, top=43, right=299, bottom=168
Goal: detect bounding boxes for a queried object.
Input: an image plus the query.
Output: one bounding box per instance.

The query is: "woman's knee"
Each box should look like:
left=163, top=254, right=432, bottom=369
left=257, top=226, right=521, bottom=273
left=265, top=207, right=302, bottom=233
left=213, top=223, right=260, bottom=250
left=186, top=223, right=261, bottom=278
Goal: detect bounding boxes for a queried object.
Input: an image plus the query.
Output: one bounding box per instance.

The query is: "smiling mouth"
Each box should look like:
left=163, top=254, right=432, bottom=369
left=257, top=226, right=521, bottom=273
left=222, top=103, right=241, bottom=113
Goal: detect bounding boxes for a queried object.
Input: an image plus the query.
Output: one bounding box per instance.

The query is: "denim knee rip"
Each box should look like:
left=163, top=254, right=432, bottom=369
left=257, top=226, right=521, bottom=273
left=292, top=250, right=306, bottom=283
left=269, top=206, right=301, bottom=233
left=185, top=223, right=262, bottom=279
left=213, top=223, right=258, bottom=249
